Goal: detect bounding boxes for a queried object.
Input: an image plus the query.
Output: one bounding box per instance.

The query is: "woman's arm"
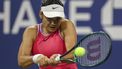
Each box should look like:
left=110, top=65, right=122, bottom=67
left=18, top=26, right=37, bottom=68
left=61, top=19, right=77, bottom=59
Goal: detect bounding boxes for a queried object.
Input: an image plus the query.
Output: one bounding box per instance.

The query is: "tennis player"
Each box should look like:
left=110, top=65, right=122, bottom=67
left=18, top=0, right=78, bottom=69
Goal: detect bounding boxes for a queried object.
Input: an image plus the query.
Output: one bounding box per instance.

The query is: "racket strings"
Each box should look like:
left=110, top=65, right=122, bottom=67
left=77, top=33, right=111, bottom=67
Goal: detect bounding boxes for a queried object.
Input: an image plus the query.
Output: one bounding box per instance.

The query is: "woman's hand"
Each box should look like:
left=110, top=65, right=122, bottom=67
left=48, top=54, right=61, bottom=66
left=38, top=55, right=50, bottom=67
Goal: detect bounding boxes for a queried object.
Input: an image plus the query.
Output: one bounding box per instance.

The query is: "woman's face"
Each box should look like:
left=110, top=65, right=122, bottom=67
left=42, top=14, right=62, bottom=33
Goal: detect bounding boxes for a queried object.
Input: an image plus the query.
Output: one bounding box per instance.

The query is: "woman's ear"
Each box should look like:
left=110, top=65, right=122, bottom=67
left=39, top=11, right=43, bottom=18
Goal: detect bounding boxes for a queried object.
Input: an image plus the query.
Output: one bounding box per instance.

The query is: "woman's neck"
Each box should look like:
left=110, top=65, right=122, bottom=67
left=41, top=24, right=51, bottom=36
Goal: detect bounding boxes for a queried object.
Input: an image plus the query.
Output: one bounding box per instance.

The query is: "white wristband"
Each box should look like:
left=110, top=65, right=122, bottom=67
left=32, top=54, right=43, bottom=64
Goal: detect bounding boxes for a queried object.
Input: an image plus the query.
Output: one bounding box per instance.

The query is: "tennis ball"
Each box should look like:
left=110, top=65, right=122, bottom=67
left=74, top=47, right=86, bottom=57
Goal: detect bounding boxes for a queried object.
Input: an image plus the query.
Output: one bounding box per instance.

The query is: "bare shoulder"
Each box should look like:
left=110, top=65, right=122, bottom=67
left=23, top=25, right=37, bottom=40
left=24, top=25, right=37, bottom=32
left=61, top=19, right=74, bottom=24
left=60, top=18, right=75, bottom=31
left=60, top=19, right=77, bottom=39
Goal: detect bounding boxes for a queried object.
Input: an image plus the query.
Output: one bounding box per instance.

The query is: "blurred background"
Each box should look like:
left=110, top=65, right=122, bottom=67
left=0, top=0, right=122, bottom=69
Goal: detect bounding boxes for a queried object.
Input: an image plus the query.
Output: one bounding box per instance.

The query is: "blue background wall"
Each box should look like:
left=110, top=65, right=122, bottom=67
left=0, top=0, right=122, bottom=69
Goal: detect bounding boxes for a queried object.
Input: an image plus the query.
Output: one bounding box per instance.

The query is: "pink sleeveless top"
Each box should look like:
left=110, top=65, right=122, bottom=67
left=32, top=24, right=78, bottom=69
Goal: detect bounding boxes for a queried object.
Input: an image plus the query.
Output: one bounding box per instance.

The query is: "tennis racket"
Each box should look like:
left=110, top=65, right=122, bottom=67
left=55, top=31, right=112, bottom=67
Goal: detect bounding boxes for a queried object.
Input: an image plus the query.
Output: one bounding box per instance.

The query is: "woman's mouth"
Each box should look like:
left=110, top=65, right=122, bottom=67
left=49, top=26, right=57, bottom=30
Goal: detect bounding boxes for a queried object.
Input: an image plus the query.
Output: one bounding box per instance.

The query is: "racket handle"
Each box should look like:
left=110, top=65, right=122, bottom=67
left=55, top=54, right=61, bottom=61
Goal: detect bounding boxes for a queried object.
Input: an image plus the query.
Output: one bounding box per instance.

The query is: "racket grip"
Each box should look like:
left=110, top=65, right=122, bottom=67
left=55, top=54, right=61, bottom=61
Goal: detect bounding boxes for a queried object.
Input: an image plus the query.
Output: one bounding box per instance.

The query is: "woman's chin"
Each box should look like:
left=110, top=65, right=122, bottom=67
left=48, top=28, right=57, bottom=33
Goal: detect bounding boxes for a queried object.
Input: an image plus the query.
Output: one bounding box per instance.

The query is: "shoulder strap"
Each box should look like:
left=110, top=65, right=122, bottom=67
left=37, top=24, right=42, bottom=33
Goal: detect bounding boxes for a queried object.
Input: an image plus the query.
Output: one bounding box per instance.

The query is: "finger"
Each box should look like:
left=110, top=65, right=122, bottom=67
left=43, top=57, right=50, bottom=66
left=40, top=57, right=48, bottom=66
left=50, top=59, right=59, bottom=66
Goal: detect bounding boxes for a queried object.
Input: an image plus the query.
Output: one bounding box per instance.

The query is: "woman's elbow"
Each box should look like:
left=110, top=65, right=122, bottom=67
left=18, top=59, right=28, bottom=68
left=18, top=61, right=25, bottom=68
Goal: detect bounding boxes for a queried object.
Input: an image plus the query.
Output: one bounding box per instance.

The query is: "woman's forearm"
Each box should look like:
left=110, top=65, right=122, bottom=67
left=18, top=56, right=33, bottom=68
